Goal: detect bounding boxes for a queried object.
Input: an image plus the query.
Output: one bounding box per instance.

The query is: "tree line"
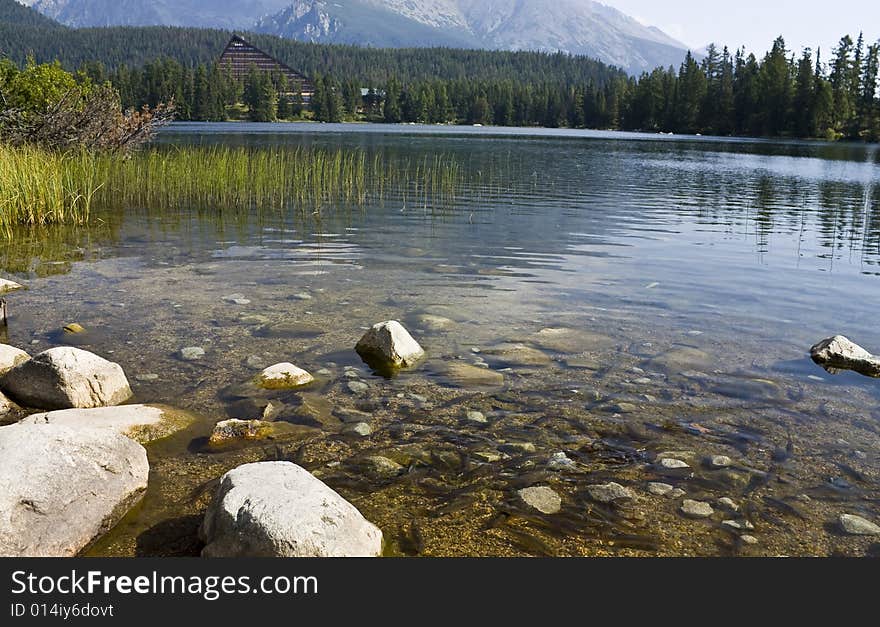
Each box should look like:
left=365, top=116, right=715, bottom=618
left=78, top=33, right=878, bottom=141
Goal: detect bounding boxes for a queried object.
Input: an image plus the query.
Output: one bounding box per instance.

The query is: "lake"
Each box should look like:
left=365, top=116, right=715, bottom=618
left=3, top=123, right=880, bottom=556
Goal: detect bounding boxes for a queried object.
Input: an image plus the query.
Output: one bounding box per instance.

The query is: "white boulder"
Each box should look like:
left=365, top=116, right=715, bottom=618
left=356, top=321, right=425, bottom=369
left=200, top=462, right=383, bottom=557
left=19, top=404, right=197, bottom=445
left=0, top=347, right=132, bottom=410
left=0, top=423, right=148, bottom=557
left=810, top=335, right=880, bottom=377
left=0, top=344, right=29, bottom=376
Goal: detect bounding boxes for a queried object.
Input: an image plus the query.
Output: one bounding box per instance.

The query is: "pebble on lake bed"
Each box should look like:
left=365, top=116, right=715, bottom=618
left=344, top=422, right=372, bottom=437
left=466, top=410, right=488, bottom=424
left=708, top=455, right=733, bottom=469
left=839, top=514, right=880, bottom=536
left=518, top=486, right=562, bottom=514
left=647, top=482, right=674, bottom=497
left=586, top=482, right=635, bottom=504
left=348, top=381, right=369, bottom=394
left=680, top=500, right=714, bottom=519
left=180, top=347, right=205, bottom=361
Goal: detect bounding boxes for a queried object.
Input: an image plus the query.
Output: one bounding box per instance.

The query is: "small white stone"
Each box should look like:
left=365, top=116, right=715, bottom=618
left=180, top=347, right=205, bottom=361
left=466, top=410, right=488, bottom=424
left=517, top=486, right=562, bottom=514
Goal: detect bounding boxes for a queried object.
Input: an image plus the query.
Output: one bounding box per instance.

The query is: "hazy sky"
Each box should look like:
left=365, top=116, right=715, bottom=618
left=604, top=1, right=880, bottom=57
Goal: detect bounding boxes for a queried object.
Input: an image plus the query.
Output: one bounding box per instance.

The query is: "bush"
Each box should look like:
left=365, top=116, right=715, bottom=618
left=0, top=58, right=174, bottom=153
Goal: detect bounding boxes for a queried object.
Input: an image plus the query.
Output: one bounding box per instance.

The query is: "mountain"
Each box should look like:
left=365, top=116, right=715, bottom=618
left=0, top=0, right=61, bottom=27
left=17, top=0, right=694, bottom=74
left=257, top=0, right=695, bottom=74
left=20, top=0, right=292, bottom=30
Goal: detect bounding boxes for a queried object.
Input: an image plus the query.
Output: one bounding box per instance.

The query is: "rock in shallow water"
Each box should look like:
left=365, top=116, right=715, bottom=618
left=0, top=278, right=23, bottom=295
left=19, top=404, right=197, bottom=445
left=180, top=347, right=205, bottom=361
left=255, top=363, right=314, bottom=389
left=0, top=347, right=131, bottom=410
left=518, top=486, right=562, bottom=514
left=209, top=419, right=275, bottom=445
left=199, top=462, right=383, bottom=557
left=0, top=423, right=148, bottom=557
left=444, top=362, right=504, bottom=387
left=810, top=336, right=880, bottom=377
left=680, top=500, right=714, bottom=519
left=587, top=482, right=635, bottom=503
left=839, top=513, right=880, bottom=536
left=0, top=344, right=30, bottom=376
left=356, top=321, right=425, bottom=370
left=647, top=482, right=674, bottom=497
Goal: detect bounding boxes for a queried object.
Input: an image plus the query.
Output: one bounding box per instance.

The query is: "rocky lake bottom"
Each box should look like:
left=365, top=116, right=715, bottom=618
left=2, top=127, right=880, bottom=557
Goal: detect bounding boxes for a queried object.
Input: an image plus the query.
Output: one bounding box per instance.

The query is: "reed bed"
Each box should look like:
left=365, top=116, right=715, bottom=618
left=1, top=144, right=465, bottom=237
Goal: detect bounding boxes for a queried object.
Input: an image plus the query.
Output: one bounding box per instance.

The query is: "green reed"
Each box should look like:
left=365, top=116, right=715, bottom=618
left=1, top=144, right=465, bottom=238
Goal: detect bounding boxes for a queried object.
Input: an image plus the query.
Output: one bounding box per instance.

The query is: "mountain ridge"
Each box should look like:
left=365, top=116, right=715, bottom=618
left=14, top=0, right=695, bottom=74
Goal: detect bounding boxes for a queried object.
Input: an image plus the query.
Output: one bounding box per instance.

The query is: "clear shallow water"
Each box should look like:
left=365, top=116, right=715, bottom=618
left=3, top=123, right=880, bottom=557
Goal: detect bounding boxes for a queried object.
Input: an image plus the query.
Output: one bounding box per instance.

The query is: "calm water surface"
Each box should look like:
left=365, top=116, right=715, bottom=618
left=3, top=123, right=880, bottom=556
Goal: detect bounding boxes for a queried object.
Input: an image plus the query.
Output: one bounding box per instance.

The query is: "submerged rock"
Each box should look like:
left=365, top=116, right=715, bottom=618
left=255, top=363, right=314, bottom=390
left=810, top=336, right=880, bottom=377
left=413, top=314, right=455, bottom=331
left=518, top=486, right=562, bottom=514
left=531, top=328, right=615, bottom=353
left=20, top=404, right=198, bottom=445
left=444, top=362, right=504, bottom=387
left=647, top=482, right=674, bottom=497
left=356, top=321, right=425, bottom=369
left=0, top=278, right=23, bottom=295
left=361, top=456, right=404, bottom=479
left=650, top=346, right=713, bottom=372
left=0, top=347, right=131, bottom=410
left=179, top=346, right=206, bottom=361
left=0, top=344, right=29, bottom=376
left=680, top=500, right=714, bottom=519
left=209, top=419, right=275, bottom=445
left=0, top=423, right=148, bottom=557
left=839, top=513, right=880, bottom=536
left=483, top=343, right=551, bottom=367
left=586, top=482, right=635, bottom=503
left=199, top=462, right=383, bottom=557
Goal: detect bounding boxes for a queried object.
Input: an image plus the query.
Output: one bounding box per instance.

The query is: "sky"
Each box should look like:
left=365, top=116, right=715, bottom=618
left=604, top=0, right=880, bottom=58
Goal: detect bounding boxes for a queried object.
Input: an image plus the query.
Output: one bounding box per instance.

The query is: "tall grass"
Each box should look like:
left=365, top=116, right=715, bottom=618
left=0, top=145, right=101, bottom=236
left=0, top=144, right=464, bottom=237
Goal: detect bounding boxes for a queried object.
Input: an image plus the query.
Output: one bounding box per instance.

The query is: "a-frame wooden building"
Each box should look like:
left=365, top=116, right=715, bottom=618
left=219, top=35, right=314, bottom=103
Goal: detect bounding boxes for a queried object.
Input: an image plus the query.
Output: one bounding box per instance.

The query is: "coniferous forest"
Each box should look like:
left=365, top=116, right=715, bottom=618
left=1, top=17, right=878, bottom=141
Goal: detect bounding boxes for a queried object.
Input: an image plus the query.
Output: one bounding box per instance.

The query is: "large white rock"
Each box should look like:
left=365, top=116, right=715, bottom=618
left=0, top=344, right=29, bottom=376
left=0, top=391, right=16, bottom=417
left=356, top=320, right=425, bottom=368
left=200, top=462, right=384, bottom=557
left=0, top=347, right=132, bottom=410
left=810, top=336, right=880, bottom=377
left=19, top=404, right=197, bottom=445
left=0, top=423, right=149, bottom=557
left=0, top=278, right=24, bottom=295
left=255, top=363, right=314, bottom=389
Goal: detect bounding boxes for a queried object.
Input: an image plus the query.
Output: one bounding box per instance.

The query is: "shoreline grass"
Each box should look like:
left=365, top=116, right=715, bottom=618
left=1, top=144, right=463, bottom=237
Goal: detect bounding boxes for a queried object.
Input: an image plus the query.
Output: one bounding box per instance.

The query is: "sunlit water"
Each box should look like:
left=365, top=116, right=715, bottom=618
left=3, top=123, right=880, bottom=556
